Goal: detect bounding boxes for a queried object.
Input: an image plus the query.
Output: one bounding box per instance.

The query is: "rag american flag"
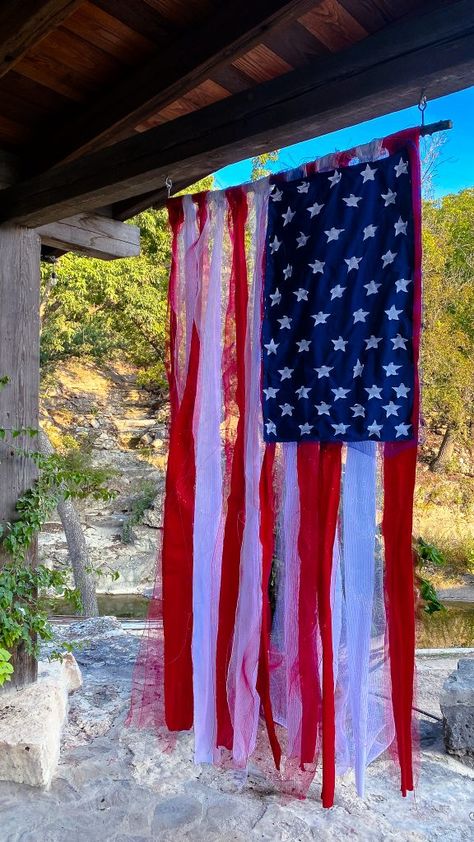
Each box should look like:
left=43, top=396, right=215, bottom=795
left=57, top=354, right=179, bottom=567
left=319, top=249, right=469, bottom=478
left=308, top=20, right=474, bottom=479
left=129, top=129, right=422, bottom=809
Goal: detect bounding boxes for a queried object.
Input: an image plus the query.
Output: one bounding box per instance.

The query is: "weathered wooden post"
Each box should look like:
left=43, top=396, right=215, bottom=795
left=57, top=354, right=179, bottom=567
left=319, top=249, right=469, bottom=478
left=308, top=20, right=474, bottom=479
left=0, top=223, right=41, bottom=689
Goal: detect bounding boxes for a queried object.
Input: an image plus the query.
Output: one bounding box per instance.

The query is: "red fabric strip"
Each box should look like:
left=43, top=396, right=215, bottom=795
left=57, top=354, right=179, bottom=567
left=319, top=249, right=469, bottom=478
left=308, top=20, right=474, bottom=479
left=297, top=442, right=322, bottom=766
left=317, top=443, right=342, bottom=808
left=216, top=186, right=249, bottom=749
left=382, top=129, right=421, bottom=797
left=256, top=443, right=282, bottom=769
left=162, top=197, right=207, bottom=731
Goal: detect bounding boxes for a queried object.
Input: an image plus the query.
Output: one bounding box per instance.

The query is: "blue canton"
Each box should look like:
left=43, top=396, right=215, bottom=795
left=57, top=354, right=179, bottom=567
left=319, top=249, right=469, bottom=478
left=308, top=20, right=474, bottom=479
left=262, top=148, right=415, bottom=442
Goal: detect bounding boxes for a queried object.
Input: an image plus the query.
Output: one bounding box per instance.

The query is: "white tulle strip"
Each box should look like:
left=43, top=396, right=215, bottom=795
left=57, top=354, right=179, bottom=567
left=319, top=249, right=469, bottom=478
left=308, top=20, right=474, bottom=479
left=228, top=183, right=269, bottom=765
left=192, top=193, right=226, bottom=762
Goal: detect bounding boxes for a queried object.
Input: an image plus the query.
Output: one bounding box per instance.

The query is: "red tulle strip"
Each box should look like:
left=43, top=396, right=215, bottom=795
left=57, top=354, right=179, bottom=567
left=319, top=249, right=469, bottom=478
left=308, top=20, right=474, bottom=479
left=216, top=186, right=249, bottom=749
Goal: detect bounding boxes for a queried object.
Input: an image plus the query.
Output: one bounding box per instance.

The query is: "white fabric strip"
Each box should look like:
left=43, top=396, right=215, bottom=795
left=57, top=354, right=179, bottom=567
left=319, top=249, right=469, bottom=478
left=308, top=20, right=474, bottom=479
left=342, top=441, right=378, bottom=796
left=228, top=182, right=270, bottom=766
left=192, top=193, right=226, bottom=762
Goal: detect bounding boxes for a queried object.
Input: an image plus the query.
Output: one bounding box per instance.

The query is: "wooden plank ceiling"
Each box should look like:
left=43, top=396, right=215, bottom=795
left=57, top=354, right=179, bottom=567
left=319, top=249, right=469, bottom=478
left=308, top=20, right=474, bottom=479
left=0, top=0, right=472, bottom=225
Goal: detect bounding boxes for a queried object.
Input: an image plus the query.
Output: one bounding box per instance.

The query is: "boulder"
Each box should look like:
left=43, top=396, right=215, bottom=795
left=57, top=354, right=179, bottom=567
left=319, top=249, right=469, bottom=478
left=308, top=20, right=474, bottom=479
left=440, top=657, right=474, bottom=763
left=0, top=654, right=82, bottom=787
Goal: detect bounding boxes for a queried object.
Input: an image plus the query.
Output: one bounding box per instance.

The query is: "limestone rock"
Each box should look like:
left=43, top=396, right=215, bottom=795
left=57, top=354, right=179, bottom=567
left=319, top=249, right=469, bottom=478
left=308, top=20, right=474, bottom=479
left=440, top=657, right=474, bottom=762
left=0, top=655, right=82, bottom=787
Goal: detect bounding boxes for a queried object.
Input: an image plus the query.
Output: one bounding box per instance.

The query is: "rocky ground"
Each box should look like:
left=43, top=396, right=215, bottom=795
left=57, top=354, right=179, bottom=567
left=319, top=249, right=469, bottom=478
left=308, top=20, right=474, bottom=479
left=0, top=618, right=473, bottom=842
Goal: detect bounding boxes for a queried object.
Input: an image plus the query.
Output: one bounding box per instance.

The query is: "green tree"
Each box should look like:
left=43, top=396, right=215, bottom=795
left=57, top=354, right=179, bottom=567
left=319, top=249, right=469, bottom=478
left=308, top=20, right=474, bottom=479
left=251, top=150, right=279, bottom=181
left=422, top=188, right=474, bottom=469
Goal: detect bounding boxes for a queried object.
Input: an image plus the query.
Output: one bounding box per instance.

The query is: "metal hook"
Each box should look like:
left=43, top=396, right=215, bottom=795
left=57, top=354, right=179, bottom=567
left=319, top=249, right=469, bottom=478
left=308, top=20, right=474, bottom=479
left=418, top=90, right=427, bottom=126
left=165, top=176, right=173, bottom=199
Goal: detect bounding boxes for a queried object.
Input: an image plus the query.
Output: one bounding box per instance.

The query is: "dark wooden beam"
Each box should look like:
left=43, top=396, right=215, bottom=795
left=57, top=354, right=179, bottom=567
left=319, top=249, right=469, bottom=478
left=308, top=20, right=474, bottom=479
left=1, top=0, right=473, bottom=227
left=0, top=0, right=83, bottom=79
left=31, top=0, right=318, bottom=169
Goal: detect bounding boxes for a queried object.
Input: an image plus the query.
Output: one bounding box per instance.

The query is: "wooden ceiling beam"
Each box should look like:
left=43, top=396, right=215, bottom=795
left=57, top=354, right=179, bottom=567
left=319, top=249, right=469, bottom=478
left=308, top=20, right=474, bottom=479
left=1, top=0, right=473, bottom=227
left=36, top=212, right=140, bottom=259
left=29, top=0, right=319, bottom=169
left=0, top=0, right=83, bottom=79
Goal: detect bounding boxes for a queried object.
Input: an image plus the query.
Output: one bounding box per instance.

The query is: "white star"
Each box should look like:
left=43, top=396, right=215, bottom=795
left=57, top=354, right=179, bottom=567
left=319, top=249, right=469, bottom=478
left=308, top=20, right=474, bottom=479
left=365, top=335, right=382, bottom=349
left=328, top=170, right=341, bottom=188
left=367, top=420, right=383, bottom=438
left=311, top=311, right=330, bottom=325
left=283, top=263, right=293, bottom=280
left=395, top=422, right=411, bottom=437
left=381, top=249, right=397, bottom=267
left=391, top=333, right=408, bottom=350
left=269, top=235, right=282, bottom=253
left=382, top=401, right=400, bottom=417
left=296, top=231, right=309, bottom=248
left=361, top=163, right=377, bottom=182
left=363, top=224, right=377, bottom=240
left=266, top=420, right=277, bottom=435
left=364, top=280, right=381, bottom=296
left=332, top=336, right=347, bottom=352
left=309, top=259, right=325, bottom=274
left=394, top=216, right=408, bottom=236
left=343, top=194, right=362, bottom=207
left=325, top=227, right=344, bottom=242
left=381, top=188, right=397, bottom=206
left=351, top=403, right=365, bottom=418
left=263, top=387, right=279, bottom=399
left=264, top=338, right=279, bottom=355
left=330, top=284, right=346, bottom=300
left=297, top=181, right=310, bottom=194
left=282, top=206, right=295, bottom=226
left=278, top=367, right=293, bottom=381
left=365, top=384, right=383, bottom=399
left=345, top=256, right=362, bottom=272
left=394, top=158, right=408, bottom=177
left=315, top=401, right=331, bottom=415
left=332, top=387, right=350, bottom=401
left=395, top=277, right=412, bottom=293
left=393, top=383, right=410, bottom=399
left=270, top=187, right=283, bottom=202
left=383, top=362, right=402, bottom=377
left=296, top=385, right=311, bottom=399
left=296, top=339, right=311, bottom=353
left=385, top=304, right=402, bottom=321
left=269, top=288, right=281, bottom=307
left=299, top=422, right=313, bottom=436
left=353, top=308, right=369, bottom=323
left=293, top=288, right=309, bottom=302
left=314, top=365, right=333, bottom=378
left=277, top=315, right=292, bottom=330
left=332, top=422, right=350, bottom=435
left=280, top=403, right=294, bottom=416
left=353, top=359, right=364, bottom=378
left=307, top=201, right=324, bottom=218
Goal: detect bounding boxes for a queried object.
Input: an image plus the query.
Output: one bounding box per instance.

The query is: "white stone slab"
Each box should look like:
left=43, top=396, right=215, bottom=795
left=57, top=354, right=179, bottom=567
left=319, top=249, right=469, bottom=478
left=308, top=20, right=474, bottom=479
left=0, top=654, right=82, bottom=787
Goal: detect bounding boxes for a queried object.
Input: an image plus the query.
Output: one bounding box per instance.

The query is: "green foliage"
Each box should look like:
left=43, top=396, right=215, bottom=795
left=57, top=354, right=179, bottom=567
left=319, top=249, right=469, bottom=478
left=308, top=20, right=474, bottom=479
left=0, top=562, right=82, bottom=665
left=414, top=537, right=446, bottom=615
left=251, top=151, right=279, bottom=181
left=416, top=537, right=446, bottom=568
left=422, top=189, right=474, bottom=441
left=121, top=479, right=157, bottom=544
left=40, top=176, right=215, bottom=393
left=0, top=646, right=14, bottom=687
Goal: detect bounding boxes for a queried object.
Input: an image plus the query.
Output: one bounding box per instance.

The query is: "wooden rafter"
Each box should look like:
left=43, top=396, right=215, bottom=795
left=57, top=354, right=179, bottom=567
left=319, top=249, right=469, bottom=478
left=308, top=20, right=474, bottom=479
left=0, top=0, right=83, bottom=79
left=1, top=0, right=473, bottom=227
left=29, top=0, right=319, bottom=169
left=36, top=213, right=140, bottom=259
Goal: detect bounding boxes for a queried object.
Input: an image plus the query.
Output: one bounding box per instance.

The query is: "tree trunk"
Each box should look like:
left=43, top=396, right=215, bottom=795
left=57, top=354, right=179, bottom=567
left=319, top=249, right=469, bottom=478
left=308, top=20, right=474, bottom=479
left=39, top=430, right=99, bottom=617
left=430, top=424, right=456, bottom=473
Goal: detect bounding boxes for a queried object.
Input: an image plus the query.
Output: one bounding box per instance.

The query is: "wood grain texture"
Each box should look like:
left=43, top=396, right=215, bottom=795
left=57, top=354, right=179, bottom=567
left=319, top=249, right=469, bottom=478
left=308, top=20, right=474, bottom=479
left=0, top=224, right=41, bottom=687
left=27, top=0, right=318, bottom=167
left=1, top=0, right=472, bottom=225
left=0, top=0, right=83, bottom=78
left=62, top=1, right=156, bottom=64
left=232, top=44, right=293, bottom=82
left=36, top=212, right=140, bottom=258
left=298, top=0, right=367, bottom=51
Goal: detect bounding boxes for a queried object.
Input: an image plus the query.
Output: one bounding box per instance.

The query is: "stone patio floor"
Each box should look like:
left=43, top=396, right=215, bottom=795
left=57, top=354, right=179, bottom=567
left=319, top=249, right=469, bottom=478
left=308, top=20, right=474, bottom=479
left=0, top=618, right=473, bottom=842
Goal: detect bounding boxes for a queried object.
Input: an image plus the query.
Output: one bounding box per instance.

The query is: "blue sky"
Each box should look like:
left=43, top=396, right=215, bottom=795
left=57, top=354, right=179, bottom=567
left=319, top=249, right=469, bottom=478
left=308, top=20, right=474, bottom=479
left=214, top=86, right=474, bottom=199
